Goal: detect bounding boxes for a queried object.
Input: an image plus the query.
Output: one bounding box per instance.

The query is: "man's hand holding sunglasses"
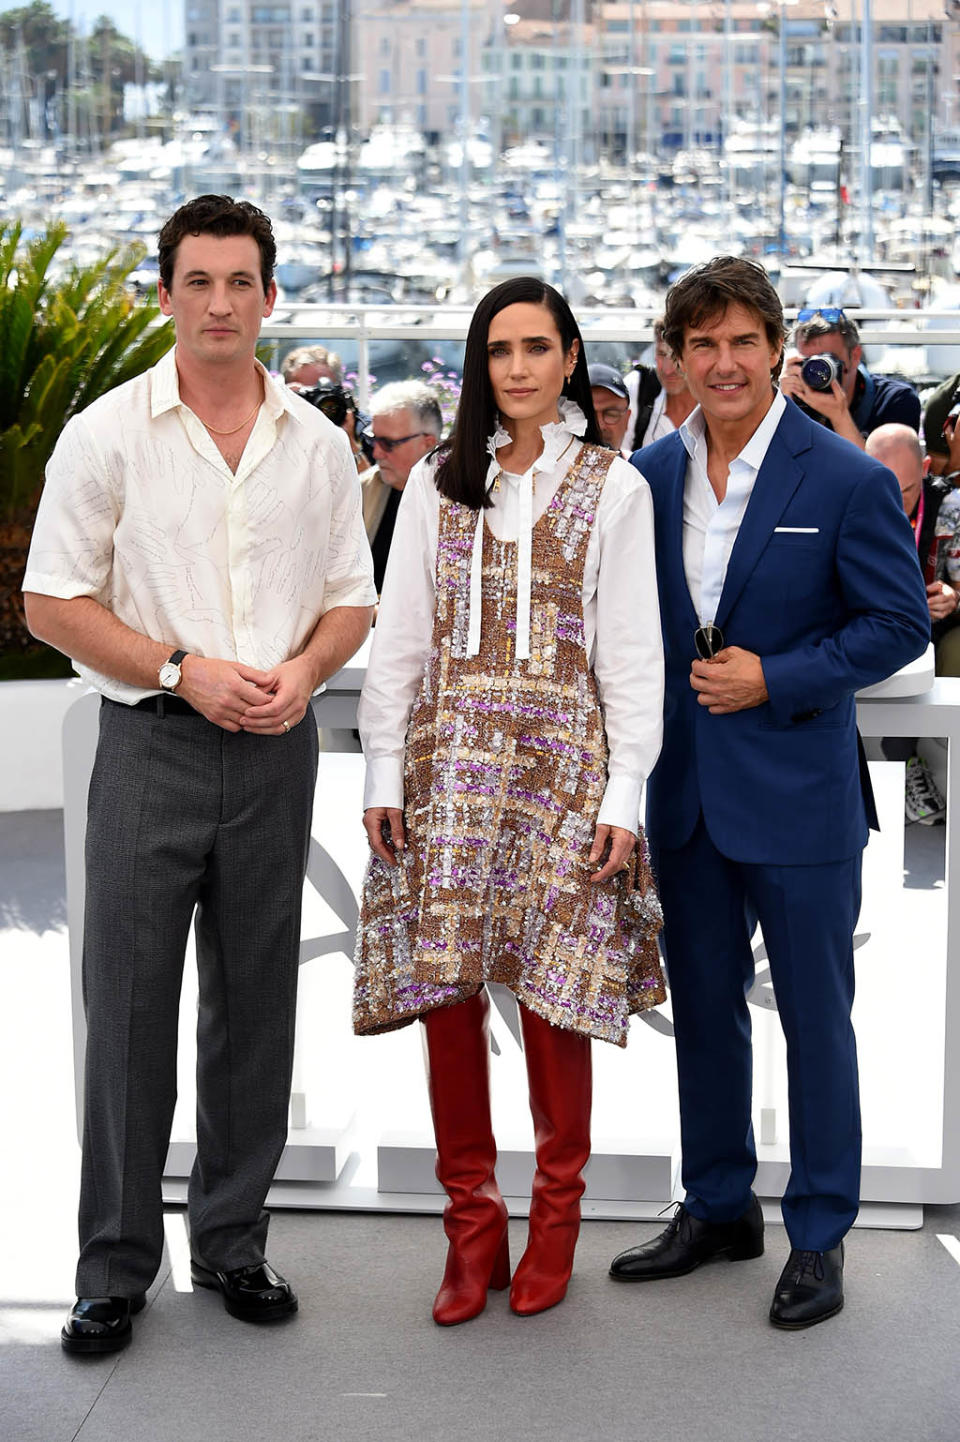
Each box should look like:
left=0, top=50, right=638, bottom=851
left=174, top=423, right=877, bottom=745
left=690, top=639, right=769, bottom=715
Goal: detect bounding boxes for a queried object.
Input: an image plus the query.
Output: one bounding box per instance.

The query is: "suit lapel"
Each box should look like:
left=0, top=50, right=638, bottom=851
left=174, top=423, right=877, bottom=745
left=715, top=404, right=810, bottom=631
left=656, top=438, right=699, bottom=632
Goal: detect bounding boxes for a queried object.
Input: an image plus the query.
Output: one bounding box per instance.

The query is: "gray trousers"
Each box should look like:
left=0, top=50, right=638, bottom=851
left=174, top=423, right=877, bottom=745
left=76, top=698, right=319, bottom=1297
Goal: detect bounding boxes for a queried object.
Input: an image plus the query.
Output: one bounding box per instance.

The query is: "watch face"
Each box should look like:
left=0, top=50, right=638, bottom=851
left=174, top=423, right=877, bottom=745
left=159, top=662, right=181, bottom=690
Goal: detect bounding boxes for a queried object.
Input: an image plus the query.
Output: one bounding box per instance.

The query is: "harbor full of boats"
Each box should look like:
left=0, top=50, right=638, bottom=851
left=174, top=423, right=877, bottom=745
left=5, top=117, right=960, bottom=388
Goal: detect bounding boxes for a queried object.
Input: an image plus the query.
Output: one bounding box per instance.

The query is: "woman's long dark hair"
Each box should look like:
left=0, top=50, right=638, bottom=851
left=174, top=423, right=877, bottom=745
left=435, top=277, right=601, bottom=509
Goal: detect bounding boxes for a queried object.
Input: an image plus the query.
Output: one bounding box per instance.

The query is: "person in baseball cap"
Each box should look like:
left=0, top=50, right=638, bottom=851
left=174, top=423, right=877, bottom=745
left=589, top=363, right=632, bottom=456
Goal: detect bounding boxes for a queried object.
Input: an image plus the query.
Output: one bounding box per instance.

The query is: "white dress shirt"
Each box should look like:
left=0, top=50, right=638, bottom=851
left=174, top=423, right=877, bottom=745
left=678, top=390, right=786, bottom=623
left=358, top=409, right=664, bottom=833
left=24, top=346, right=376, bottom=703
left=641, top=389, right=676, bottom=448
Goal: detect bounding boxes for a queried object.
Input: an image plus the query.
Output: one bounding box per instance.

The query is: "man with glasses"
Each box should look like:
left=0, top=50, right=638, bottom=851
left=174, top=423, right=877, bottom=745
left=610, top=257, right=929, bottom=1330
left=362, top=381, right=442, bottom=591
left=781, top=306, right=920, bottom=449
left=589, top=363, right=633, bottom=456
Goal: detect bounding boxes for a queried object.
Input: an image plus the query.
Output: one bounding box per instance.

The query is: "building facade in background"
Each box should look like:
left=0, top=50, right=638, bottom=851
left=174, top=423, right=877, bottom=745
left=182, top=0, right=960, bottom=169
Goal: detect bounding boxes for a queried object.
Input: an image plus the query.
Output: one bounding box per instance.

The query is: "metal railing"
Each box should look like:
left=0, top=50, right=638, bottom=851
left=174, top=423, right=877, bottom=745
left=259, top=306, right=960, bottom=407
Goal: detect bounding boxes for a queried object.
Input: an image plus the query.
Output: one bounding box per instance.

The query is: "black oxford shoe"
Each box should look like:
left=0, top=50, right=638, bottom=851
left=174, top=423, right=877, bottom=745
left=190, top=1259, right=298, bottom=1322
left=610, top=1194, right=765, bottom=1281
left=769, top=1242, right=844, bottom=1329
left=61, top=1293, right=146, bottom=1355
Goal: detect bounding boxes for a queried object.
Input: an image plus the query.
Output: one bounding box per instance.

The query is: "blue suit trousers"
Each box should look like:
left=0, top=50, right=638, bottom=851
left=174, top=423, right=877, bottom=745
left=653, top=817, right=862, bottom=1252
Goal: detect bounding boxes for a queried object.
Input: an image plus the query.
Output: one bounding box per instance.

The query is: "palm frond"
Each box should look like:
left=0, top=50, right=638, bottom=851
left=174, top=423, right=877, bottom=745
left=0, top=289, right=35, bottom=429
left=0, top=222, right=23, bottom=290
left=0, top=225, right=169, bottom=523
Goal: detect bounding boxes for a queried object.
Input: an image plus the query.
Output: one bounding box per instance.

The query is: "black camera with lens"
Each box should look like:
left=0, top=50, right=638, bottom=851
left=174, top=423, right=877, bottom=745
left=300, top=379, right=374, bottom=463
left=800, top=353, right=845, bottom=393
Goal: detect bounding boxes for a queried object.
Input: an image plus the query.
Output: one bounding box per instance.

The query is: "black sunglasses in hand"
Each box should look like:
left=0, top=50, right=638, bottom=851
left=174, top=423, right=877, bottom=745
left=694, top=623, right=724, bottom=660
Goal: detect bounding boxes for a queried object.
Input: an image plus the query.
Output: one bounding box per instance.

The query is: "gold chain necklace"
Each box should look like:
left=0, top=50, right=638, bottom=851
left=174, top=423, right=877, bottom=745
left=491, top=433, right=578, bottom=496
left=199, top=396, right=262, bottom=436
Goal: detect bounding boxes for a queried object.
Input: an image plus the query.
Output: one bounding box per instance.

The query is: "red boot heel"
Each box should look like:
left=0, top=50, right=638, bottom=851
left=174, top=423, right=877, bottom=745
left=433, top=1224, right=510, bottom=1326
left=489, top=1229, right=511, bottom=1291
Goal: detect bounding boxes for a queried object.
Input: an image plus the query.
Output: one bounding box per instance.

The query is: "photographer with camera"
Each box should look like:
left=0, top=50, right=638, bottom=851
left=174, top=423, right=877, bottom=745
left=283, top=346, right=371, bottom=472
left=299, top=376, right=374, bottom=475
left=780, top=307, right=920, bottom=450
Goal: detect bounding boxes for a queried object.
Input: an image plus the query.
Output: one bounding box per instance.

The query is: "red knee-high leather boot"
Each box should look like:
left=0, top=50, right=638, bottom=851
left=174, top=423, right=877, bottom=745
left=423, top=990, right=510, bottom=1326
left=510, top=1005, right=593, bottom=1316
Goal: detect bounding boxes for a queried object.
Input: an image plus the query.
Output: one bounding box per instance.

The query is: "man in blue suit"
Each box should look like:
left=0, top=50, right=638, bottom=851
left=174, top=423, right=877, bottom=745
left=609, top=257, right=929, bottom=1328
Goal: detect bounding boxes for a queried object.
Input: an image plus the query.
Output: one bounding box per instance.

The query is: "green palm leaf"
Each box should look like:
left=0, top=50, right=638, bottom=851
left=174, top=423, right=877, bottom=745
left=1, top=223, right=177, bottom=668
left=0, top=222, right=23, bottom=290
left=0, top=226, right=172, bottom=521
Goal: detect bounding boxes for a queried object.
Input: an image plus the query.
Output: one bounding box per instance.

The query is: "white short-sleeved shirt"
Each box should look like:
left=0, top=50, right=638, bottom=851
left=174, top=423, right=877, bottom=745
left=24, top=347, right=376, bottom=703
left=641, top=389, right=675, bottom=448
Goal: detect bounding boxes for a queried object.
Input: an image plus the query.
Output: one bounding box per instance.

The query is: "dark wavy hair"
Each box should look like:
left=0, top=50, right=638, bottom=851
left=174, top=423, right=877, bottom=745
left=435, top=277, right=600, bottom=509
left=158, top=194, right=277, bottom=292
left=662, top=255, right=787, bottom=382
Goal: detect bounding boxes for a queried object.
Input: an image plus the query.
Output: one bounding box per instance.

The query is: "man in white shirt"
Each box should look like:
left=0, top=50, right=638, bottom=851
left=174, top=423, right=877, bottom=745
left=23, top=195, right=375, bottom=1355
left=625, top=318, right=697, bottom=451
left=609, top=256, right=929, bottom=1329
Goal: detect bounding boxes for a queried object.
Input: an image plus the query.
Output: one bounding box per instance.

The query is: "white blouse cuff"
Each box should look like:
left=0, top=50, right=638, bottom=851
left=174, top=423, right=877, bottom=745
left=362, top=754, right=405, bottom=812
left=596, top=773, right=643, bottom=835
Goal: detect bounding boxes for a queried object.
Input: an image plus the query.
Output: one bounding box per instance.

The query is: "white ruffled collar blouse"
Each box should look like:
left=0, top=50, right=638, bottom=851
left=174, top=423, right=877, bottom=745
left=469, top=399, right=589, bottom=659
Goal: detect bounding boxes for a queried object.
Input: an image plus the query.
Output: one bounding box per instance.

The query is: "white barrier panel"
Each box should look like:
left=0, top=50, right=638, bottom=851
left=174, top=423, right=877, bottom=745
left=61, top=649, right=960, bottom=1223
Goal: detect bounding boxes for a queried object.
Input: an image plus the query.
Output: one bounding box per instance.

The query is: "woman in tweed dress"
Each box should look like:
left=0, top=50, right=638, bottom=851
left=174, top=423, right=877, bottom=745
left=355, top=277, right=665, bottom=1324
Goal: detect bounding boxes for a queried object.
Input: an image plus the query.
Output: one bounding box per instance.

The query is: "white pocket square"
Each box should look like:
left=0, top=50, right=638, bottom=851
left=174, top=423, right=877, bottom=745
left=774, top=526, right=819, bottom=533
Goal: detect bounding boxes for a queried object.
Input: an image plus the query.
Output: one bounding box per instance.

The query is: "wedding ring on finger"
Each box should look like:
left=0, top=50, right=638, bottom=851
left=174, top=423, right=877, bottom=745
left=282, top=719, right=291, bottom=733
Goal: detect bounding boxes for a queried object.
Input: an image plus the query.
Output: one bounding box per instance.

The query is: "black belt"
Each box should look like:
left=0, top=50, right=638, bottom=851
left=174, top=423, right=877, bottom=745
left=103, top=693, right=201, bottom=717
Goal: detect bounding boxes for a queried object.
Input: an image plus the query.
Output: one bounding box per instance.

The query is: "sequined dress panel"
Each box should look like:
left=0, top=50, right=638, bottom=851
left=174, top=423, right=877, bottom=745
left=354, top=444, right=663, bottom=1046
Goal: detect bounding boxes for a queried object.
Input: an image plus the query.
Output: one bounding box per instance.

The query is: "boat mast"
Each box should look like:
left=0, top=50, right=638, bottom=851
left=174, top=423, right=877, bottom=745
left=458, top=0, right=470, bottom=276
left=860, top=0, right=874, bottom=263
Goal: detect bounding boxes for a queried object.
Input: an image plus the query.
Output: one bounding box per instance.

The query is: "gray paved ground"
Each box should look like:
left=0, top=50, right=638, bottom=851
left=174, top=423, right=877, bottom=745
left=2, top=811, right=958, bottom=1442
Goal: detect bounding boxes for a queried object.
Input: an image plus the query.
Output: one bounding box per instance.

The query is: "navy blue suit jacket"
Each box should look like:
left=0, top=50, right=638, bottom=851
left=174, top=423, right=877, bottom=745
left=634, top=400, right=930, bottom=866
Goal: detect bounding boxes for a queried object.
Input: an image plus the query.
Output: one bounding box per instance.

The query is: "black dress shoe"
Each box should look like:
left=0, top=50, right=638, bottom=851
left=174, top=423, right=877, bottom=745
left=61, top=1293, right=146, bottom=1355
left=610, top=1194, right=765, bottom=1281
left=190, top=1259, right=298, bottom=1322
left=769, top=1242, right=844, bottom=1329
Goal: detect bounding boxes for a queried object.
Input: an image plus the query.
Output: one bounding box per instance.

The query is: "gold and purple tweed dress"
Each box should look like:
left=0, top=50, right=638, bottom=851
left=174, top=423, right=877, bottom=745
left=353, top=444, right=664, bottom=1047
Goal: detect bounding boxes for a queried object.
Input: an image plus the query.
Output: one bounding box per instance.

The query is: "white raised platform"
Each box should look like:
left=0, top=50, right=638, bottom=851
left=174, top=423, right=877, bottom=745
left=36, top=640, right=960, bottom=1222
left=0, top=677, right=84, bottom=811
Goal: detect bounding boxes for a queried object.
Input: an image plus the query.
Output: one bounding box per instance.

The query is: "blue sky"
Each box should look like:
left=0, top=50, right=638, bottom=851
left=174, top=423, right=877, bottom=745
left=50, top=2, right=184, bottom=63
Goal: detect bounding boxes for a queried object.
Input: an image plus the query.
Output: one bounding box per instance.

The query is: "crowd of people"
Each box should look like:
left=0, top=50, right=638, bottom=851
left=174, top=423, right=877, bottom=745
left=22, top=194, right=942, bottom=1359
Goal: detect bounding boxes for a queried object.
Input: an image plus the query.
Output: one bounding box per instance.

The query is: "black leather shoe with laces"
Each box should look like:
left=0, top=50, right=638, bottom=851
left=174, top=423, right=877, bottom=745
left=769, top=1242, right=844, bottom=1329
left=190, top=1259, right=298, bottom=1322
left=609, top=1194, right=764, bottom=1281
left=61, top=1294, right=147, bottom=1355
